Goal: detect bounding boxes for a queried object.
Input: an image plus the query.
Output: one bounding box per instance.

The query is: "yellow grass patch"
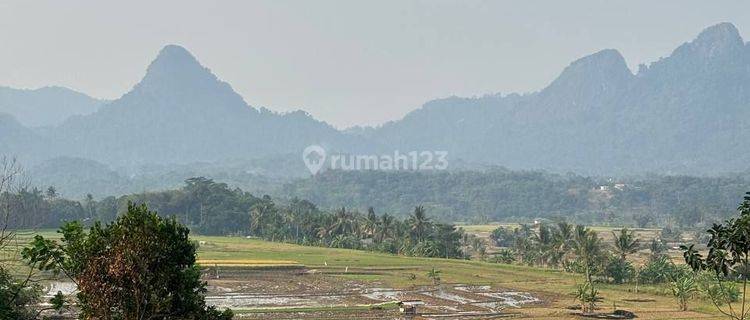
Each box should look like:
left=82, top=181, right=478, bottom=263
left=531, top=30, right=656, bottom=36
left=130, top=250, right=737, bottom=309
left=197, top=259, right=300, bottom=267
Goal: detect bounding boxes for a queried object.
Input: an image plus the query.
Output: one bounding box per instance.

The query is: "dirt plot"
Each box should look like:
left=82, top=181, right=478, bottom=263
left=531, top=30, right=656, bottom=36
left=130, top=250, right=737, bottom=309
left=203, top=266, right=541, bottom=319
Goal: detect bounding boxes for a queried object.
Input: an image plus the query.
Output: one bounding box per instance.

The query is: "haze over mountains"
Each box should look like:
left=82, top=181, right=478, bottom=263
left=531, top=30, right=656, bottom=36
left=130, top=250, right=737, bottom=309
left=0, top=86, right=103, bottom=127
left=369, top=22, right=750, bottom=175
left=2, top=22, right=750, bottom=194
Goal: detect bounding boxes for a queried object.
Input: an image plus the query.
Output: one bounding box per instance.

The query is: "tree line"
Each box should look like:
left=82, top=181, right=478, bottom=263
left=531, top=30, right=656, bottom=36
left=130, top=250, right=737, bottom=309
left=281, top=169, right=750, bottom=228
left=489, top=221, right=742, bottom=314
left=2, top=177, right=468, bottom=259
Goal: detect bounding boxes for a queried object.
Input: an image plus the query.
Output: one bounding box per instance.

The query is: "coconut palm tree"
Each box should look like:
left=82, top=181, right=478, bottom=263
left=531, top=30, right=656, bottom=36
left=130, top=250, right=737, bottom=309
left=328, top=207, right=357, bottom=237
left=572, top=225, right=604, bottom=313
left=363, top=207, right=379, bottom=239
left=377, top=213, right=394, bottom=243
left=534, top=224, right=555, bottom=266
left=250, top=201, right=274, bottom=236
left=612, top=228, right=640, bottom=260
left=408, top=206, right=431, bottom=241
left=551, top=221, right=574, bottom=266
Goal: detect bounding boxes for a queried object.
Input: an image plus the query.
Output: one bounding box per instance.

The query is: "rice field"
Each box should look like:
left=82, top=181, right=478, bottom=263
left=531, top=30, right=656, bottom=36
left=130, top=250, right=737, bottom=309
left=4, top=229, right=729, bottom=319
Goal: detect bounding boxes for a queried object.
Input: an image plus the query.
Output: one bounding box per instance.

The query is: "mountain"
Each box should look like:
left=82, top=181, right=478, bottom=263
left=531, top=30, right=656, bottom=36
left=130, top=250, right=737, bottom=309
left=46, top=45, right=360, bottom=166
left=369, top=22, right=750, bottom=175
left=0, top=86, right=103, bottom=127
left=0, top=112, right=47, bottom=162
left=3, top=23, right=750, bottom=179
left=27, top=156, right=289, bottom=198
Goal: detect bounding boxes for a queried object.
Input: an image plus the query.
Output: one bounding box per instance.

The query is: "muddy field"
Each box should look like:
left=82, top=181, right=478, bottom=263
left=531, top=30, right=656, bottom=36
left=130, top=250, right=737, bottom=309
left=199, top=266, right=540, bottom=319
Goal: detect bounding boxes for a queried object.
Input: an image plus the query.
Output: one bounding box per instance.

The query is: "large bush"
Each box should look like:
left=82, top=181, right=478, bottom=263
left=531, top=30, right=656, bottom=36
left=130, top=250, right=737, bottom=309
left=24, top=203, right=233, bottom=319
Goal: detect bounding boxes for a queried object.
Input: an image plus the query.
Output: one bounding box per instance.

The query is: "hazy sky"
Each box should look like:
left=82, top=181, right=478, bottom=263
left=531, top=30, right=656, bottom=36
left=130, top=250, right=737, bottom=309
left=2, top=1, right=750, bottom=128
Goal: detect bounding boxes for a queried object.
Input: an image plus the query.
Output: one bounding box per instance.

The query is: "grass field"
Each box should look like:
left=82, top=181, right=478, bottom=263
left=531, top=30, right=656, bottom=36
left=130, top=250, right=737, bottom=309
left=3, top=229, right=729, bottom=319
left=191, top=234, right=724, bottom=319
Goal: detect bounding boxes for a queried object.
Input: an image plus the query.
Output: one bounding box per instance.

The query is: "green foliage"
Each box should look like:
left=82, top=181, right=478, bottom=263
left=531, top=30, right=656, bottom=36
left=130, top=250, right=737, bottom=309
left=23, top=203, right=232, bottom=320
left=670, top=273, right=697, bottom=311
left=604, top=255, right=634, bottom=284
left=491, top=249, right=516, bottom=264
left=0, top=268, right=41, bottom=320
left=696, top=271, right=740, bottom=305
left=612, top=228, right=640, bottom=260
left=427, top=267, right=442, bottom=285
left=648, top=238, right=668, bottom=262
left=681, top=191, right=750, bottom=319
left=490, top=226, right=515, bottom=247
left=283, top=169, right=750, bottom=224
left=639, top=256, right=685, bottom=284
left=573, top=281, right=602, bottom=314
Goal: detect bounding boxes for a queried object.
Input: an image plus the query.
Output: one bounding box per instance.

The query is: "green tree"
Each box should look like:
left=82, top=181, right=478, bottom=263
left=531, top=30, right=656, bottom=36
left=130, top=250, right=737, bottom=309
left=682, top=191, right=750, bottom=319
left=572, top=225, right=604, bottom=313
left=327, top=207, right=358, bottom=237
left=23, top=203, right=232, bottom=320
left=671, top=273, right=697, bottom=311
left=605, top=255, right=635, bottom=284
left=0, top=157, right=52, bottom=319
left=612, top=228, right=640, bottom=261
left=250, top=198, right=275, bottom=237
left=574, top=281, right=602, bottom=314
left=376, top=213, right=394, bottom=243
left=492, top=249, right=516, bottom=264
left=426, top=267, right=441, bottom=285
left=408, top=205, right=430, bottom=241
left=363, top=207, right=379, bottom=239
left=648, top=238, right=668, bottom=262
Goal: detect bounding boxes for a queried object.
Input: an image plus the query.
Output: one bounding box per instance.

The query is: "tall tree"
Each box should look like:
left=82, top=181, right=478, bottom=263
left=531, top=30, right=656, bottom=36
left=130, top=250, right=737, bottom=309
left=682, top=191, right=750, bottom=320
left=408, top=206, right=430, bottom=241
left=23, top=203, right=233, bottom=320
left=572, top=225, right=604, bottom=313
left=377, top=213, right=394, bottom=243
left=612, top=228, right=640, bottom=260
left=363, top=207, right=378, bottom=239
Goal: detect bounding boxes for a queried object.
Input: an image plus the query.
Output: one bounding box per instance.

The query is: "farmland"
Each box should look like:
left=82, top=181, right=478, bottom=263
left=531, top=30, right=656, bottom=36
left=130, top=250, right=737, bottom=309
left=5, top=228, right=725, bottom=319
left=194, top=233, right=719, bottom=319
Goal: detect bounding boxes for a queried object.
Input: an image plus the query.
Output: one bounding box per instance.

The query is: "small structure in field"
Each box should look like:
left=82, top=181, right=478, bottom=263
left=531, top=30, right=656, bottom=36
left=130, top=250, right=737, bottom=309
left=399, top=300, right=424, bottom=316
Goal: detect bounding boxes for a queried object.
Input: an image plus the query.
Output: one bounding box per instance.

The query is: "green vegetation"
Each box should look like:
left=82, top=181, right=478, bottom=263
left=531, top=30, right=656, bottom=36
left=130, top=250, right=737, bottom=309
left=682, top=192, right=750, bottom=319
left=3, top=177, right=470, bottom=259
left=23, top=203, right=233, bottom=319
left=3, top=154, right=749, bottom=319
left=282, top=169, right=750, bottom=226
left=0, top=157, right=47, bottom=320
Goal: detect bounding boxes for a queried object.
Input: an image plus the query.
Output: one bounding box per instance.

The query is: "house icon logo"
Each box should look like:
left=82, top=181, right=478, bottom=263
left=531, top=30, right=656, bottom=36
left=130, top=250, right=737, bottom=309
left=302, top=145, right=326, bottom=175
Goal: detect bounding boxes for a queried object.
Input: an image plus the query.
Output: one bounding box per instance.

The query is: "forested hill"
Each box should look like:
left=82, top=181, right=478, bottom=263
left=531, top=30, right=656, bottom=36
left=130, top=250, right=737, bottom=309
left=279, top=169, right=750, bottom=226
left=367, top=22, right=750, bottom=174
left=9, top=169, right=750, bottom=233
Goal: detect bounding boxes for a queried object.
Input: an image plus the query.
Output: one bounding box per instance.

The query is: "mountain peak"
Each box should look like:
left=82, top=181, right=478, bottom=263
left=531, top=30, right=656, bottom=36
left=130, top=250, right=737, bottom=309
left=137, top=45, right=219, bottom=92
left=696, top=22, right=742, bottom=45
left=673, top=22, right=744, bottom=60
left=566, top=49, right=629, bottom=74
left=545, top=49, right=633, bottom=98
left=153, top=45, right=200, bottom=67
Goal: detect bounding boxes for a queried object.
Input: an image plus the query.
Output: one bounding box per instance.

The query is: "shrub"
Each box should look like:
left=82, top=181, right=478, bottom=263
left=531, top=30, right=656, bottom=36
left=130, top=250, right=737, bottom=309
left=639, top=256, right=685, bottom=284
left=604, top=256, right=634, bottom=284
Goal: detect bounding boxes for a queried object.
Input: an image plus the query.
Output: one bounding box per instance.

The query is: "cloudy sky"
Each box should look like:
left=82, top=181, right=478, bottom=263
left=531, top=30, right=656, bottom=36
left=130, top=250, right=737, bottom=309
left=2, top=1, right=749, bottom=128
